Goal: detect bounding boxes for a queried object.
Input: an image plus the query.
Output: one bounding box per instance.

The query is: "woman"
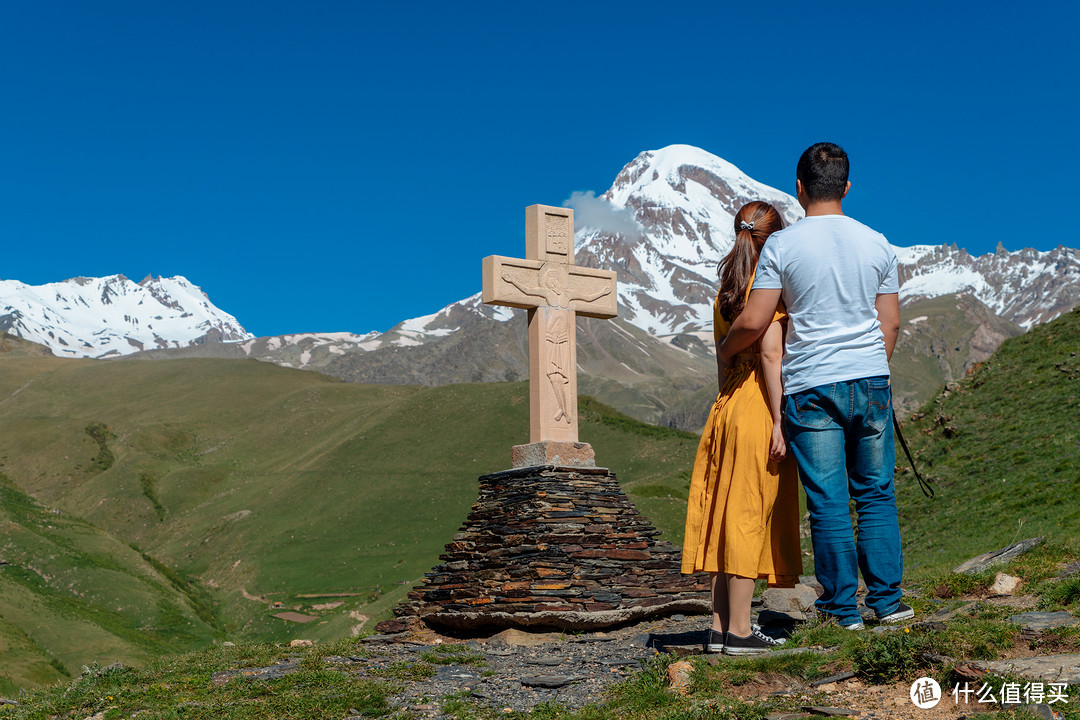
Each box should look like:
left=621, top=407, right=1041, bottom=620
left=681, top=201, right=803, bottom=656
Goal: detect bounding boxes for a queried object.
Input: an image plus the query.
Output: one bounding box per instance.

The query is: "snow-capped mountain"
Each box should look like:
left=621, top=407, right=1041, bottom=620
left=5, top=145, right=1078, bottom=370
left=897, top=244, right=1080, bottom=329
left=358, top=144, right=1079, bottom=349
left=0, top=275, right=252, bottom=358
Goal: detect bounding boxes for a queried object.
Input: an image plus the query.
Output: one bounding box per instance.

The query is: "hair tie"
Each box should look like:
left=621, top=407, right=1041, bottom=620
left=739, top=221, right=754, bottom=231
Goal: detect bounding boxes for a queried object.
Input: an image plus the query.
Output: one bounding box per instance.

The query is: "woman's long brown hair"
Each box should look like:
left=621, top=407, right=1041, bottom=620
left=716, top=201, right=785, bottom=322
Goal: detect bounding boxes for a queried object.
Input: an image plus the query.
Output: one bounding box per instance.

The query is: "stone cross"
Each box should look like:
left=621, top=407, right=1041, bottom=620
left=482, top=205, right=617, bottom=466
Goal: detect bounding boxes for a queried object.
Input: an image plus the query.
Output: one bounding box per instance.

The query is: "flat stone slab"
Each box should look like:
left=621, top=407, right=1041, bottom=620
left=970, top=653, right=1080, bottom=685
left=435, top=666, right=481, bottom=683
left=211, top=661, right=299, bottom=685
left=929, top=601, right=978, bottom=622
left=1008, top=611, right=1079, bottom=630
left=809, top=671, right=856, bottom=687
left=800, top=707, right=850, bottom=717
left=953, top=537, right=1043, bottom=575
left=657, top=643, right=703, bottom=657
left=519, top=675, right=585, bottom=688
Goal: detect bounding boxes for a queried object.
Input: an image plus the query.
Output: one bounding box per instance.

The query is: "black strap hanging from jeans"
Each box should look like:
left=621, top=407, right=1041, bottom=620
left=894, top=415, right=935, bottom=498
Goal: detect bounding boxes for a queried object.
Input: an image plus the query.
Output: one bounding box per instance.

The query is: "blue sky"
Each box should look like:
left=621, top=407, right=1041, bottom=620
left=2, top=2, right=1076, bottom=338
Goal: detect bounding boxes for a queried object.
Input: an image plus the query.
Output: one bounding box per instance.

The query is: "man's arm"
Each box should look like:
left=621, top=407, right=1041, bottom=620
left=875, top=292, right=900, bottom=361
left=717, top=288, right=783, bottom=362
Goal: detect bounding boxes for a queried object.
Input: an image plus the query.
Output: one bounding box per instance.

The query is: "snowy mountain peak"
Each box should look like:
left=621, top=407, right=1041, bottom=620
left=0, top=274, right=252, bottom=358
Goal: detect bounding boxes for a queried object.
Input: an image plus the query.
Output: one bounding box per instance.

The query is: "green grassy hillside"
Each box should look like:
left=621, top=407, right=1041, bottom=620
left=2, top=302, right=1077, bottom=693
left=0, top=475, right=216, bottom=694
left=0, top=354, right=698, bottom=690
left=890, top=292, right=1022, bottom=413
left=897, top=305, right=1080, bottom=571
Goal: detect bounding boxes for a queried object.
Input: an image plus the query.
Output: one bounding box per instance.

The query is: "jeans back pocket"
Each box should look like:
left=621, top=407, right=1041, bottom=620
left=788, top=388, right=836, bottom=430
left=866, top=378, right=892, bottom=433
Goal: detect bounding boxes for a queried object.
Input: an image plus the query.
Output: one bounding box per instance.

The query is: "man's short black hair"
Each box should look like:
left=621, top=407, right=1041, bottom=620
left=796, top=142, right=849, bottom=202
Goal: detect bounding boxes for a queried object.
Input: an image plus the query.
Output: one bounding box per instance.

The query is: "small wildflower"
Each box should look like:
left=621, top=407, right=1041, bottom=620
left=904, top=628, right=911, bottom=633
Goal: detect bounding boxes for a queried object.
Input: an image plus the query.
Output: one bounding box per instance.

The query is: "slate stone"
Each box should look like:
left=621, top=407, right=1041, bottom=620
left=526, top=657, right=563, bottom=666
left=809, top=671, right=856, bottom=687
left=968, top=653, right=1080, bottom=685
left=435, top=666, right=481, bottom=683
left=929, top=601, right=977, bottom=622
left=952, top=537, right=1043, bottom=574
left=1021, top=704, right=1065, bottom=720
left=393, top=467, right=709, bottom=630
left=658, top=644, right=703, bottom=657
left=1007, top=611, right=1079, bottom=630
left=211, top=661, right=300, bottom=685
left=800, top=707, right=851, bottom=717
left=519, top=675, right=584, bottom=688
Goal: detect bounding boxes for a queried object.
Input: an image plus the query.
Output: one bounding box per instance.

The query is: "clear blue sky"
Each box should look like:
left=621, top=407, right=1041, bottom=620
left=2, top=2, right=1076, bottom=337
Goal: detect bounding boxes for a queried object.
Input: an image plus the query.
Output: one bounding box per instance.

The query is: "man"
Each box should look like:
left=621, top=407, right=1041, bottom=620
left=717, top=142, right=909, bottom=629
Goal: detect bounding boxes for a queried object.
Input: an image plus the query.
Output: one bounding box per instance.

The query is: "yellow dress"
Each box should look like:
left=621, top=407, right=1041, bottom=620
left=681, top=284, right=803, bottom=586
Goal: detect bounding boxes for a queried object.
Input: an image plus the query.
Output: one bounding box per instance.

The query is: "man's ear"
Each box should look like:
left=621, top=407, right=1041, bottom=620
left=842, top=180, right=851, bottom=199
left=795, top=178, right=804, bottom=198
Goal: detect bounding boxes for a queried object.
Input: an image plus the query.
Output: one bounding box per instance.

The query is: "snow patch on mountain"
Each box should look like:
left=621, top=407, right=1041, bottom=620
left=0, top=275, right=252, bottom=358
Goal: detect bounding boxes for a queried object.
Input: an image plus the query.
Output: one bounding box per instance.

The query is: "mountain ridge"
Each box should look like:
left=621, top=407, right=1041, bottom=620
left=2, top=145, right=1077, bottom=428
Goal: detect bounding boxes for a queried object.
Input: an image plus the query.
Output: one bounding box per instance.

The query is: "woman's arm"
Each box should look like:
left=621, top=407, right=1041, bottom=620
left=759, top=320, right=787, bottom=461
left=714, top=336, right=729, bottom=395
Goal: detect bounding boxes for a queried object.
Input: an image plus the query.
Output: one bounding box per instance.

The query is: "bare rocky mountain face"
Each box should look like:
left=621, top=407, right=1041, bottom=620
left=4, top=145, right=1078, bottom=429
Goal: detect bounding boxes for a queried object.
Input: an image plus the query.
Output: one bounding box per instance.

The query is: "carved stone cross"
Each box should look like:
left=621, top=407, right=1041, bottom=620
left=482, top=205, right=617, bottom=465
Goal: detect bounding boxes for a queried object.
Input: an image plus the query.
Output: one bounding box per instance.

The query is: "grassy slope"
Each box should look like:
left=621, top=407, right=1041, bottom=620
left=1, top=303, right=1076, bottom=692
left=0, top=354, right=698, bottom=688
left=0, top=477, right=216, bottom=695
left=897, top=305, right=1080, bottom=573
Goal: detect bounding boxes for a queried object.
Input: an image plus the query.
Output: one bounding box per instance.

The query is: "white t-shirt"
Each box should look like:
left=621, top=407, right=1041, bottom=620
left=753, top=214, right=899, bottom=395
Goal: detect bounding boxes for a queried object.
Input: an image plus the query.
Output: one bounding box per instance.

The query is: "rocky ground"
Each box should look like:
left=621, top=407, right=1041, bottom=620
left=284, top=592, right=1076, bottom=719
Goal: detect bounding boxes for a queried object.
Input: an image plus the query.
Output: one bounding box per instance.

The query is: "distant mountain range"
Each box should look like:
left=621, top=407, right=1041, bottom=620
left=0, top=274, right=250, bottom=357
left=3, top=145, right=1078, bottom=426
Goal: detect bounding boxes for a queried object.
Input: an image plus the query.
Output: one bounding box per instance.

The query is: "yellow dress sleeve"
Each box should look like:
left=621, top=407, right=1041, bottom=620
left=712, top=294, right=731, bottom=344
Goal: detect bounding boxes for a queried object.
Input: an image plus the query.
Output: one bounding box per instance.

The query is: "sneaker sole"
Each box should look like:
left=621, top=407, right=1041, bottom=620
left=880, top=609, right=914, bottom=624
left=705, top=644, right=724, bottom=653
left=723, top=646, right=770, bottom=656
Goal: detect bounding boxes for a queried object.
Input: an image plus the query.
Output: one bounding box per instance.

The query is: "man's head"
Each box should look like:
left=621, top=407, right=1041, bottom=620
left=796, top=142, right=850, bottom=205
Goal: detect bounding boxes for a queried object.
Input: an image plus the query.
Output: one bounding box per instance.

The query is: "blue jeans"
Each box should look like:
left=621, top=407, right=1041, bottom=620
left=783, top=377, right=903, bottom=624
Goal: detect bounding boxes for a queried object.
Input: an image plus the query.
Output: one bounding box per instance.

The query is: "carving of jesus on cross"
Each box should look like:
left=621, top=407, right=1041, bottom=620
left=482, top=205, right=618, bottom=452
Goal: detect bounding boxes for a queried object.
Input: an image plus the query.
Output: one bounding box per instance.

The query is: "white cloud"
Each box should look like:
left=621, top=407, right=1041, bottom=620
left=563, top=191, right=644, bottom=241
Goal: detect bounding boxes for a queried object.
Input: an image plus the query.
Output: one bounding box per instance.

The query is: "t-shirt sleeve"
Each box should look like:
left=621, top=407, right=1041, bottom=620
left=753, top=237, right=783, bottom=290
left=879, top=244, right=900, bottom=294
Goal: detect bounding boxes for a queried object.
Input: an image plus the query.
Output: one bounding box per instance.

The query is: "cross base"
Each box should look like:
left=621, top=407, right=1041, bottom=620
left=511, top=441, right=597, bottom=469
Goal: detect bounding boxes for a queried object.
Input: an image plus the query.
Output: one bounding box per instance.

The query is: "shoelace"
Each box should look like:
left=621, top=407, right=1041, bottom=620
left=752, top=628, right=785, bottom=645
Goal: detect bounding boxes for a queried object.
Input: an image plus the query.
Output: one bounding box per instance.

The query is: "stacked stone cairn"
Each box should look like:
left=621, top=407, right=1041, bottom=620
left=392, top=465, right=710, bottom=631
